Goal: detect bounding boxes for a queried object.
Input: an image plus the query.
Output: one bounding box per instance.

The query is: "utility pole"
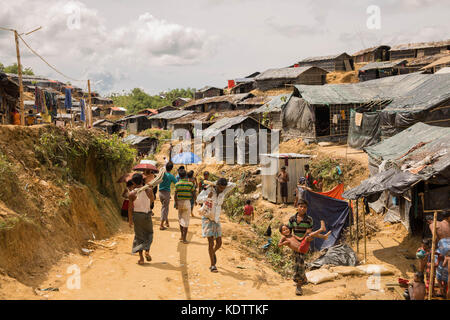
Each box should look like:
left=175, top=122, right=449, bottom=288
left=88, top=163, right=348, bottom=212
left=1, top=26, right=41, bottom=125
left=87, top=80, right=93, bottom=128
left=14, top=30, right=25, bottom=125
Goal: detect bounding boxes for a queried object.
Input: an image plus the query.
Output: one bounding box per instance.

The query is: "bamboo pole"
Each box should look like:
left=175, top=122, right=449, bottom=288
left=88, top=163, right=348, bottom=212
left=363, top=197, right=367, bottom=263
left=356, top=198, right=360, bottom=255
left=14, top=30, right=25, bottom=125
left=428, top=210, right=438, bottom=300
left=87, top=80, right=93, bottom=128
left=348, top=200, right=352, bottom=246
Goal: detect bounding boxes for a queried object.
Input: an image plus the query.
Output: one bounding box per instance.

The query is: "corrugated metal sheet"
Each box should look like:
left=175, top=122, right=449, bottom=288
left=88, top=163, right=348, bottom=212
left=250, top=93, right=293, bottom=114
left=299, top=53, right=350, bottom=63
left=171, top=110, right=252, bottom=125
left=149, top=110, right=194, bottom=120
left=359, top=60, right=407, bottom=71
left=260, top=153, right=311, bottom=159
left=183, top=93, right=251, bottom=108
left=202, top=116, right=249, bottom=140
left=255, top=67, right=325, bottom=80
left=123, top=134, right=152, bottom=145
left=436, top=67, right=450, bottom=74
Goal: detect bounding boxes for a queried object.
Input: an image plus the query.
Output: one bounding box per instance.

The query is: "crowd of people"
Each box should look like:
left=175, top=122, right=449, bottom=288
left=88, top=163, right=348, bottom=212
left=121, top=161, right=235, bottom=273
left=119, top=158, right=449, bottom=298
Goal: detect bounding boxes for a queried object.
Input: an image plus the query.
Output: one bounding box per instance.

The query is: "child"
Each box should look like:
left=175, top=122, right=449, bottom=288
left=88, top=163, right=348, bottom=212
left=121, top=180, right=134, bottom=221
left=278, top=221, right=331, bottom=254
left=416, top=238, right=432, bottom=279
left=407, top=272, right=426, bottom=300
left=239, top=200, right=254, bottom=224
left=187, top=170, right=197, bottom=217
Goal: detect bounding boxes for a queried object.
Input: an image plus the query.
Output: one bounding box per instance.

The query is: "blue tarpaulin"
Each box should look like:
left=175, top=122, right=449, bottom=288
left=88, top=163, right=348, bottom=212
left=80, top=99, right=86, bottom=122
left=64, top=88, right=72, bottom=110
left=171, top=152, right=201, bottom=164
left=303, top=189, right=350, bottom=251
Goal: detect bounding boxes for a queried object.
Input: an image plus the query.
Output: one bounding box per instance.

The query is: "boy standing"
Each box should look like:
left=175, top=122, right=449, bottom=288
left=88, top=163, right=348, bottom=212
left=407, top=272, right=426, bottom=300
left=276, top=166, right=289, bottom=205
left=174, top=169, right=196, bottom=244
left=287, top=199, right=314, bottom=296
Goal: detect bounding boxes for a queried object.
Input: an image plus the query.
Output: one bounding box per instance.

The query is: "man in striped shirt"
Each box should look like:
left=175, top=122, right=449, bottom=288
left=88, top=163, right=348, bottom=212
left=288, top=199, right=313, bottom=296
left=175, top=169, right=196, bottom=244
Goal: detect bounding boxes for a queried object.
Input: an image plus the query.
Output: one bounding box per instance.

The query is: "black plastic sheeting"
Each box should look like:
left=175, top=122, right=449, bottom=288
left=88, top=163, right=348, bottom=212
left=380, top=107, right=450, bottom=138
left=303, top=190, right=350, bottom=251
left=342, top=168, right=422, bottom=200
left=347, top=109, right=381, bottom=149
left=308, top=244, right=358, bottom=270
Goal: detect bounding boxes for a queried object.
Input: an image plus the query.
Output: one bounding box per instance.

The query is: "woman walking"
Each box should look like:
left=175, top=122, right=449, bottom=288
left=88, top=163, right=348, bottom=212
left=128, top=173, right=155, bottom=265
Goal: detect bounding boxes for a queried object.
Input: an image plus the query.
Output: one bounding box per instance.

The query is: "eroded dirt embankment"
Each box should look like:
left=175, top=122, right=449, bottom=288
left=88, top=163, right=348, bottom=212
left=0, top=125, right=134, bottom=288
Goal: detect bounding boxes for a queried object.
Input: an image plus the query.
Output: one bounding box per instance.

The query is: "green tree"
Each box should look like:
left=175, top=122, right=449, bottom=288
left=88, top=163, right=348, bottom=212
left=2, top=63, right=34, bottom=75
left=110, top=87, right=195, bottom=115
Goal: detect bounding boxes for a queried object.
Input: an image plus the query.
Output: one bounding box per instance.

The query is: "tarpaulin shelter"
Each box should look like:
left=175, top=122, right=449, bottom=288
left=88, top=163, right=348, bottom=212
left=343, top=123, right=450, bottom=233
left=303, top=189, right=350, bottom=251
left=293, top=73, right=450, bottom=147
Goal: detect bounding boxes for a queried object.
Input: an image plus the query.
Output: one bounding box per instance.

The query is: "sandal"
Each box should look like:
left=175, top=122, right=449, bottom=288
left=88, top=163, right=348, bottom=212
left=145, top=253, right=152, bottom=262
left=210, top=266, right=218, bottom=273
left=160, top=226, right=167, bottom=230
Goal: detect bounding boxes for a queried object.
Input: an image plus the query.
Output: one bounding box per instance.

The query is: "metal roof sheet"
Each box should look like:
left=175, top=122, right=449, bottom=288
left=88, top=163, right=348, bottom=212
left=149, top=110, right=194, bottom=120
left=255, top=67, right=326, bottom=81
left=359, top=60, right=407, bottom=71
left=250, top=93, right=293, bottom=114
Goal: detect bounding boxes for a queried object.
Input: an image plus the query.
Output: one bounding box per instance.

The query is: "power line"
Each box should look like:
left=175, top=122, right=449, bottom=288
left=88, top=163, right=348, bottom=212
left=17, top=33, right=87, bottom=82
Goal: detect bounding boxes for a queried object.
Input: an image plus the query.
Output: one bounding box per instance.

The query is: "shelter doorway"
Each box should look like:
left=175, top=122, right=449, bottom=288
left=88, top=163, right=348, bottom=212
left=315, top=106, right=330, bottom=137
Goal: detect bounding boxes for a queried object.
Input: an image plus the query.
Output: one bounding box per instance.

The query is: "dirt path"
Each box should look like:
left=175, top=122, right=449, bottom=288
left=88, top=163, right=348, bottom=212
left=5, top=198, right=406, bottom=301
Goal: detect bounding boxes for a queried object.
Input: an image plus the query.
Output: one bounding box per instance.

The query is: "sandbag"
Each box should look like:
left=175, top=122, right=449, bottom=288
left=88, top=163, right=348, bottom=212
left=329, top=266, right=365, bottom=276
left=356, top=264, right=394, bottom=275
left=306, top=269, right=339, bottom=285
left=308, top=244, right=358, bottom=270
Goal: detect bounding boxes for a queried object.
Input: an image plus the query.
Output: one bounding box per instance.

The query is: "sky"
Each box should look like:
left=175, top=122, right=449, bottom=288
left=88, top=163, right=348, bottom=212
left=0, top=0, right=449, bottom=95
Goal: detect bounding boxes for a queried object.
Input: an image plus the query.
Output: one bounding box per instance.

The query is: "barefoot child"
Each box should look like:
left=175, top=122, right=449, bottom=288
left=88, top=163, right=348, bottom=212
left=407, top=272, right=426, bottom=300
left=239, top=200, right=254, bottom=224
left=278, top=221, right=331, bottom=254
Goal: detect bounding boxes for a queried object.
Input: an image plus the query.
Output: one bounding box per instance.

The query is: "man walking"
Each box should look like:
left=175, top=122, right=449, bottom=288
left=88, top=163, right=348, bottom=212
left=174, top=169, right=196, bottom=243
left=158, top=162, right=177, bottom=230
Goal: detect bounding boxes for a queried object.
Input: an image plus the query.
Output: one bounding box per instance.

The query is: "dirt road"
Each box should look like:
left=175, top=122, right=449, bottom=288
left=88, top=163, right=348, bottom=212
left=8, top=199, right=405, bottom=301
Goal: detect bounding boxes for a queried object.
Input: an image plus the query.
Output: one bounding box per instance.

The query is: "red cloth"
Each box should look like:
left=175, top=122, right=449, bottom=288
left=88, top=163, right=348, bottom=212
left=317, top=183, right=345, bottom=200
left=243, top=204, right=254, bottom=216
left=121, top=199, right=129, bottom=211
left=298, top=237, right=310, bottom=254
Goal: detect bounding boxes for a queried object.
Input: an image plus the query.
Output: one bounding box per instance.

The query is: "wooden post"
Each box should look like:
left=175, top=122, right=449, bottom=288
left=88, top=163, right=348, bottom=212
left=87, top=80, right=93, bottom=128
left=348, top=200, right=352, bottom=246
left=428, top=210, right=438, bottom=300
left=14, top=30, right=25, bottom=125
left=356, top=198, right=359, bottom=255
left=363, top=197, right=367, bottom=263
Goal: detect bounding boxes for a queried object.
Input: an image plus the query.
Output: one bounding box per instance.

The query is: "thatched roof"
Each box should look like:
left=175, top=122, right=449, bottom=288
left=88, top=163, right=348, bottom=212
left=390, top=39, right=450, bottom=51
left=352, top=45, right=391, bottom=57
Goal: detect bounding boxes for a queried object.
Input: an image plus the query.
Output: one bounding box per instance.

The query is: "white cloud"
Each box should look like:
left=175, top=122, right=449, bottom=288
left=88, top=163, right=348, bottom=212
left=0, top=0, right=218, bottom=93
